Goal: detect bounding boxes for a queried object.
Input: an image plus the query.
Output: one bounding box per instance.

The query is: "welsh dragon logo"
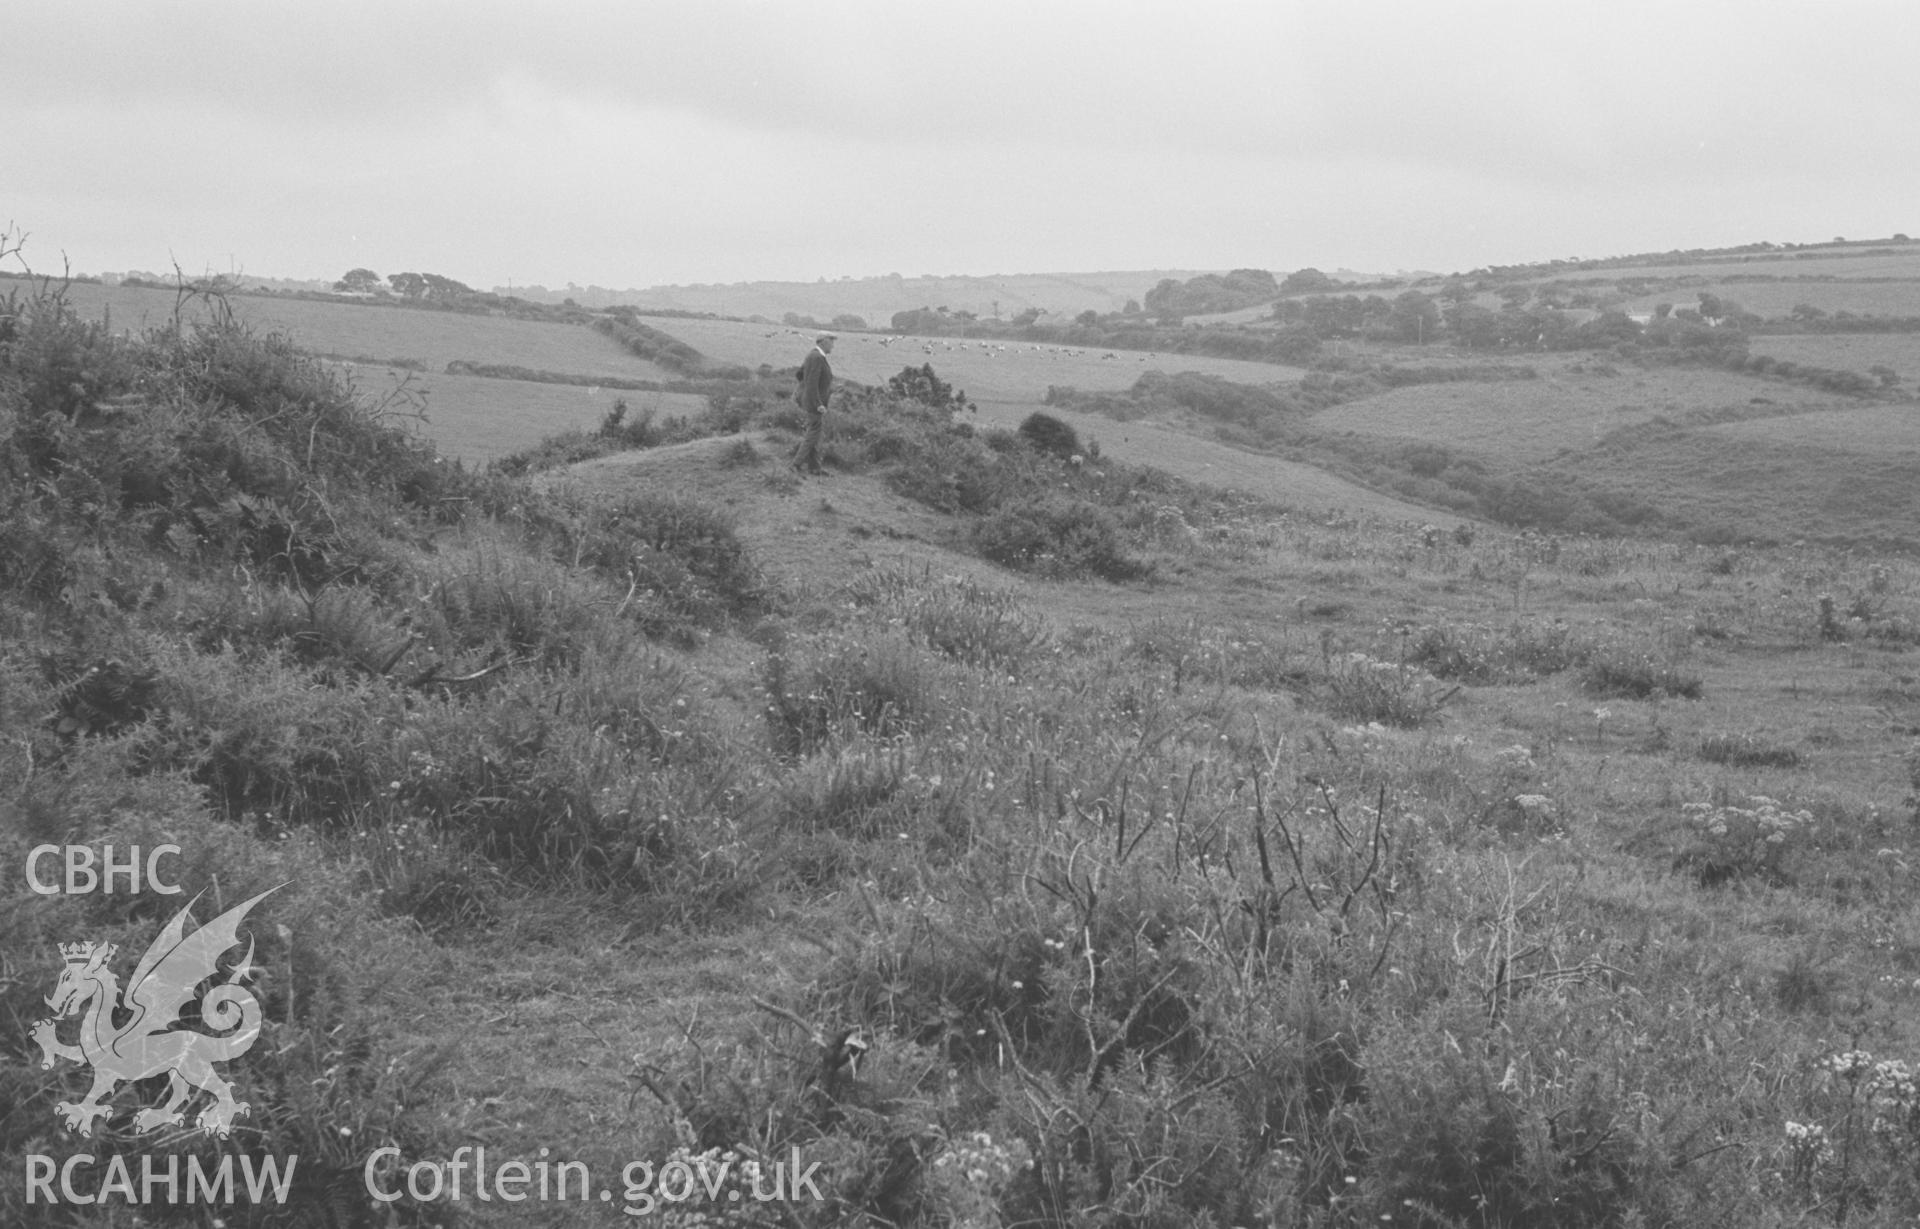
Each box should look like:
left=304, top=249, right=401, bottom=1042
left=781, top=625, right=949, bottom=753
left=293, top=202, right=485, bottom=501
left=29, top=886, right=281, bottom=1139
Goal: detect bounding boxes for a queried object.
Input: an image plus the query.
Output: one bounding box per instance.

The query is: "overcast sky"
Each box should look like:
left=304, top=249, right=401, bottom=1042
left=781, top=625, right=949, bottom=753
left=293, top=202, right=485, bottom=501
left=7, top=2, right=1916, bottom=291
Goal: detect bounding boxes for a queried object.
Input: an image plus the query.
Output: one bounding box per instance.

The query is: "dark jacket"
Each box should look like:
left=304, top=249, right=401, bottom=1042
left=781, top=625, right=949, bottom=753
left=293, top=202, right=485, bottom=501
left=798, top=347, right=832, bottom=412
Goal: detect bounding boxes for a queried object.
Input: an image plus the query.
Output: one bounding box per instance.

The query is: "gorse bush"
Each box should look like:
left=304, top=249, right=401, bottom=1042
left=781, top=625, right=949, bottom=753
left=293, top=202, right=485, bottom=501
left=887, top=361, right=965, bottom=409
left=1, top=284, right=139, bottom=428
left=1, top=296, right=476, bottom=592
left=1016, top=410, right=1079, bottom=458
left=973, top=496, right=1149, bottom=582
left=559, top=490, right=765, bottom=635
left=161, top=312, right=457, bottom=510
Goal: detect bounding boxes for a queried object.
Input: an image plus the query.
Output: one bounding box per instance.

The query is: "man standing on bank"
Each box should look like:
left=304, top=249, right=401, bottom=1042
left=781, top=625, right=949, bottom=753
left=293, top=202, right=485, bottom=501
left=791, top=332, right=835, bottom=475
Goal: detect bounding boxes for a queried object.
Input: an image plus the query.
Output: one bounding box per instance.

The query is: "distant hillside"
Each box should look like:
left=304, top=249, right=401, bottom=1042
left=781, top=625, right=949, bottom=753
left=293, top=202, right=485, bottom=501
left=496, top=270, right=1216, bottom=324
left=506, top=267, right=1407, bottom=330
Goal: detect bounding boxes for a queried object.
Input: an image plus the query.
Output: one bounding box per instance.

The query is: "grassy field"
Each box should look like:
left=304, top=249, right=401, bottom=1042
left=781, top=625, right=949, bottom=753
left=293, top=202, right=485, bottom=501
left=1754, top=333, right=1920, bottom=377
left=1707, top=404, right=1920, bottom=453
left=1547, top=246, right=1920, bottom=283
left=1617, top=279, right=1920, bottom=318
left=1461, top=240, right=1920, bottom=280
left=366, top=368, right=709, bottom=464
left=9, top=257, right=1920, bottom=1227
left=1308, top=359, right=1855, bottom=463
left=38, top=282, right=714, bottom=463
left=49, top=280, right=678, bottom=379
left=1286, top=352, right=1918, bottom=546
left=1541, top=426, right=1920, bottom=547
left=1179, top=301, right=1288, bottom=326
left=645, top=315, right=1310, bottom=396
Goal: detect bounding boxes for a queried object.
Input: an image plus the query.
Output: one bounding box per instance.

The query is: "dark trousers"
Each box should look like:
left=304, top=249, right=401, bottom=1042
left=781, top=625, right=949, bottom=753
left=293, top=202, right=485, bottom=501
left=792, top=408, right=825, bottom=470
